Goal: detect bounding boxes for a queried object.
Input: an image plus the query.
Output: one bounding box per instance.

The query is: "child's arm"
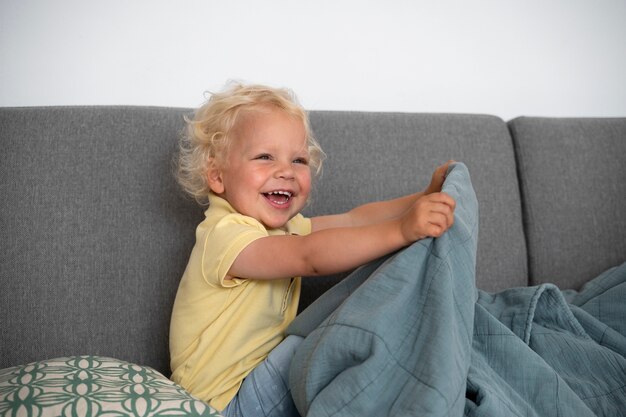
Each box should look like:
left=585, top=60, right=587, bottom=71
left=228, top=191, right=454, bottom=280
left=312, top=161, right=453, bottom=230
left=227, top=162, right=456, bottom=281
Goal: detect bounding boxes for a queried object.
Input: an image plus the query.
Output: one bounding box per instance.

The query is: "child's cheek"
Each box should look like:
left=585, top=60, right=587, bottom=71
left=300, top=172, right=312, bottom=197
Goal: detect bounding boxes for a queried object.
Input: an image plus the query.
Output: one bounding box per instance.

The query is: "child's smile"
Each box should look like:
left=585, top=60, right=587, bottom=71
left=207, top=106, right=312, bottom=229
left=263, top=190, right=294, bottom=207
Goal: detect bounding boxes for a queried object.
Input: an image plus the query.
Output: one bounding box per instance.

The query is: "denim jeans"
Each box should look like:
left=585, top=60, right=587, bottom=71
left=221, top=335, right=303, bottom=417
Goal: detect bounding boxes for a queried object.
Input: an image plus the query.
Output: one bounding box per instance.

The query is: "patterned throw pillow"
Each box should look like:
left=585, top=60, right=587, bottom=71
left=0, top=356, right=222, bottom=417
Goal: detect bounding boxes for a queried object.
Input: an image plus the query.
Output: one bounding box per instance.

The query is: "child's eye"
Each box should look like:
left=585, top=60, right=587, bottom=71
left=255, top=154, right=272, bottom=161
left=293, top=158, right=309, bottom=165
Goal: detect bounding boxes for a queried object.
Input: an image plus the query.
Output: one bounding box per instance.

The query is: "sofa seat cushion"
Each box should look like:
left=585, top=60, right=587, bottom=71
left=0, top=356, right=220, bottom=417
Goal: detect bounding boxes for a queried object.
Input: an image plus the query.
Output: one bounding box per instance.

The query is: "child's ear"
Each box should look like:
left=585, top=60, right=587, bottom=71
left=207, top=167, right=225, bottom=194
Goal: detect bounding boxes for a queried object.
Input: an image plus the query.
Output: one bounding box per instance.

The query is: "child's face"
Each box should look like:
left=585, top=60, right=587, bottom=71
left=208, top=107, right=312, bottom=229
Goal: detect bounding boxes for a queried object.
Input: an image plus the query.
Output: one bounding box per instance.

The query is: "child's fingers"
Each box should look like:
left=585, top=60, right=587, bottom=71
left=424, top=223, right=445, bottom=238
left=424, top=216, right=452, bottom=237
left=407, top=192, right=457, bottom=240
left=434, top=191, right=456, bottom=206
left=421, top=200, right=455, bottom=232
left=426, top=163, right=448, bottom=194
left=435, top=160, right=455, bottom=180
left=415, top=194, right=455, bottom=219
left=426, top=161, right=456, bottom=195
left=427, top=210, right=454, bottom=232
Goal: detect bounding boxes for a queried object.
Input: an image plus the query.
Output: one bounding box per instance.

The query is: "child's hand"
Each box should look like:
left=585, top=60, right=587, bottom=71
left=424, top=160, right=455, bottom=195
left=400, top=192, right=456, bottom=242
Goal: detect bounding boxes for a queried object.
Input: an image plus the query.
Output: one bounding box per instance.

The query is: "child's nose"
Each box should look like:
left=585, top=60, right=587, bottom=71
left=274, top=161, right=295, bottom=180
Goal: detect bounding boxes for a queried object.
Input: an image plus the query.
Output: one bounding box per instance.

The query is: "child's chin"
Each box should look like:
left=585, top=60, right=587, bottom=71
left=261, top=216, right=291, bottom=230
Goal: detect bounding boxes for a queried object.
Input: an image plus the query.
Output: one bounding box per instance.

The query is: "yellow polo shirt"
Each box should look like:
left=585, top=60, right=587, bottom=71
left=169, top=193, right=311, bottom=411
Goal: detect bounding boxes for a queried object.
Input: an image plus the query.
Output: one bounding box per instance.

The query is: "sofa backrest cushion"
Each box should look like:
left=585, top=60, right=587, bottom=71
left=509, top=117, right=626, bottom=289
left=0, top=107, right=528, bottom=375
left=300, top=112, right=528, bottom=308
left=0, top=107, right=204, bottom=375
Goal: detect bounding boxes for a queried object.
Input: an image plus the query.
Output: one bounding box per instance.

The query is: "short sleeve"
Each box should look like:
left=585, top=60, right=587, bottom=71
left=286, top=213, right=312, bottom=236
left=201, top=214, right=268, bottom=288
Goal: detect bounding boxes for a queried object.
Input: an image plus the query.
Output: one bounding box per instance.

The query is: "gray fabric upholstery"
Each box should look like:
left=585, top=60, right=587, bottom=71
left=509, top=117, right=626, bottom=289
left=2, top=106, right=622, bottom=377
left=300, top=112, right=527, bottom=309
left=0, top=107, right=204, bottom=375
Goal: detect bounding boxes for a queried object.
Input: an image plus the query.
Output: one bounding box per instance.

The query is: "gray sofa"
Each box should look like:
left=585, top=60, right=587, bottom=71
left=1, top=107, right=625, bottom=404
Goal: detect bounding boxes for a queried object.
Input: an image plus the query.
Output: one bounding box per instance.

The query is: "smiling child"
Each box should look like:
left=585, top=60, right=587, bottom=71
left=169, top=83, right=455, bottom=417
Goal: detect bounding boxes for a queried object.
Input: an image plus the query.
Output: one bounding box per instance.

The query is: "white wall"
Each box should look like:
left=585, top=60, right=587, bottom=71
left=2, top=0, right=625, bottom=120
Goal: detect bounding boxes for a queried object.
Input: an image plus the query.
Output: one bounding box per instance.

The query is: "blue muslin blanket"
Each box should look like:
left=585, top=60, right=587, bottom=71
left=287, top=163, right=626, bottom=416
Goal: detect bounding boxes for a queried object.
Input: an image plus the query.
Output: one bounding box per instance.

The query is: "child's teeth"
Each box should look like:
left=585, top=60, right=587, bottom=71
left=265, top=191, right=292, bottom=205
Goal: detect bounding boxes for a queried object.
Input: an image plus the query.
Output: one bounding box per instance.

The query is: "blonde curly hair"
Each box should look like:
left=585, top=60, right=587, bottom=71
left=176, top=82, right=325, bottom=205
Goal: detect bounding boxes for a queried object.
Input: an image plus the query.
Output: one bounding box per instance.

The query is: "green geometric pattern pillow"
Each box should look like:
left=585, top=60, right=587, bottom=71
left=0, top=356, right=222, bottom=417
